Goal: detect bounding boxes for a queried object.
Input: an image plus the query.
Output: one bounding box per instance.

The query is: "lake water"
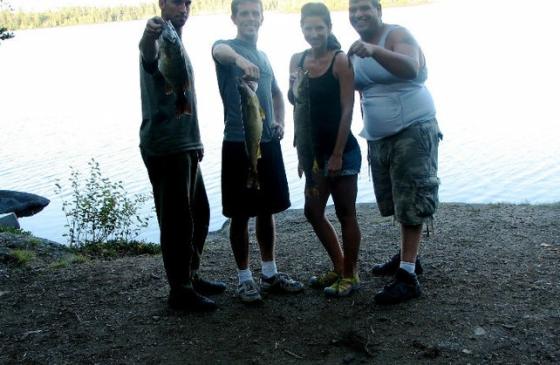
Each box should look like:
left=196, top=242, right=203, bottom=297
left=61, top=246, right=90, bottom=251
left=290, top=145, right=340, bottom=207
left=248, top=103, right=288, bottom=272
left=1, top=0, right=559, bottom=244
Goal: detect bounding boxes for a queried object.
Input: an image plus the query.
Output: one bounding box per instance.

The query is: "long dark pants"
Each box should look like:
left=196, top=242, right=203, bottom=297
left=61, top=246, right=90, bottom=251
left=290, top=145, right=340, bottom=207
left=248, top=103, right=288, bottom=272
left=141, top=149, right=210, bottom=290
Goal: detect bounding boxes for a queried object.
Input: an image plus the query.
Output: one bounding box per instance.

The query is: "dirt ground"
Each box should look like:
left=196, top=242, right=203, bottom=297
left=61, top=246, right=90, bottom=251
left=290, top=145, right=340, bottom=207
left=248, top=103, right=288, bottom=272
left=1, top=203, right=559, bottom=364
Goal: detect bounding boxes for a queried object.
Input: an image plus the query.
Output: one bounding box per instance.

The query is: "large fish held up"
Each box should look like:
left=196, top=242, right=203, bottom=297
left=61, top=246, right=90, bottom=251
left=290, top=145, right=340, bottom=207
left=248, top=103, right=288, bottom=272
left=239, top=79, right=265, bottom=190
left=292, top=68, right=320, bottom=195
left=158, top=20, right=192, bottom=116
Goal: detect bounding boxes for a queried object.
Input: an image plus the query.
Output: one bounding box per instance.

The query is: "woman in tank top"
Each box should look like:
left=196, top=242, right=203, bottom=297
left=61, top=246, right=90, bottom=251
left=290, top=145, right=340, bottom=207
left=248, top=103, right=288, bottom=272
left=288, top=2, right=362, bottom=298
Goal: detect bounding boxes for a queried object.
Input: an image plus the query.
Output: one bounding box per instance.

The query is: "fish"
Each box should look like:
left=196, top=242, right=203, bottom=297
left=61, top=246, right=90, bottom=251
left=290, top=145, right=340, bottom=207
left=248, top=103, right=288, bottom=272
left=158, top=20, right=192, bottom=116
left=292, top=68, right=320, bottom=195
left=238, top=79, right=265, bottom=190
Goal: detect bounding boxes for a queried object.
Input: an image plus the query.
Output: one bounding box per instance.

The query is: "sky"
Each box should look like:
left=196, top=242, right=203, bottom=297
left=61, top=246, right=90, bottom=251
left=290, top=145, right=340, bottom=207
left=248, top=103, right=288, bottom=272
left=7, top=0, right=152, bottom=12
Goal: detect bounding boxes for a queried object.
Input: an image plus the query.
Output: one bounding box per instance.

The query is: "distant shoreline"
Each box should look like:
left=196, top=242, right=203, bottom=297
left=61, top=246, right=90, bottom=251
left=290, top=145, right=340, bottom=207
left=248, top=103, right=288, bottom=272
left=1, top=0, right=433, bottom=31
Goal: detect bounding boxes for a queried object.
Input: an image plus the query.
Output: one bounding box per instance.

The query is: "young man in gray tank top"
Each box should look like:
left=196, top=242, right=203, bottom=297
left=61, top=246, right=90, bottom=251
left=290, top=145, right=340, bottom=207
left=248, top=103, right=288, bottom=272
left=212, top=0, right=303, bottom=304
left=348, top=0, right=443, bottom=305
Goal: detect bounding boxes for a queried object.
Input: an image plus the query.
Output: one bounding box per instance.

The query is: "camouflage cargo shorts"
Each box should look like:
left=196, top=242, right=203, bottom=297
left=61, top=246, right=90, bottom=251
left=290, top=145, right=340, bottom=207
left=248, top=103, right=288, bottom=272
left=368, top=119, right=442, bottom=225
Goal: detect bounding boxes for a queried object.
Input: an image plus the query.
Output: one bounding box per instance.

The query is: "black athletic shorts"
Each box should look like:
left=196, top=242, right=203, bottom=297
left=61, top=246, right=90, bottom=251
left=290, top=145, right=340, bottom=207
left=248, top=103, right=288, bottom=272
left=221, top=140, right=291, bottom=218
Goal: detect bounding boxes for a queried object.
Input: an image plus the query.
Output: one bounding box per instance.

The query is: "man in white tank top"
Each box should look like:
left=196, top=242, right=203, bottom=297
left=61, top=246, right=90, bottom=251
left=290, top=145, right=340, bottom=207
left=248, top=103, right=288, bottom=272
left=348, top=0, right=443, bottom=305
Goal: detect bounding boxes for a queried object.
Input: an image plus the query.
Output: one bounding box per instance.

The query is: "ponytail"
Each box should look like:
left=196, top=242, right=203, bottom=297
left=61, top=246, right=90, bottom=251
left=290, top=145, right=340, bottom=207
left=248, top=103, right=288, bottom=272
left=327, top=34, right=341, bottom=51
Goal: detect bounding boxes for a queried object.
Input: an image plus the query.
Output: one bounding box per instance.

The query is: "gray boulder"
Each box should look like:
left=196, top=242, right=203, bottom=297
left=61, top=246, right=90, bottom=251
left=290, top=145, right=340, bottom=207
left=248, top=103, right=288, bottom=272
left=0, top=213, right=20, bottom=229
left=0, top=190, right=50, bottom=217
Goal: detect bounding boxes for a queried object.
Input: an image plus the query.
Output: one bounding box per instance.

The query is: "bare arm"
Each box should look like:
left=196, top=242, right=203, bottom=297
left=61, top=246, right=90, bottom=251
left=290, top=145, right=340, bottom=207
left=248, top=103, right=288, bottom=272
left=329, top=52, right=355, bottom=174
left=348, top=27, right=421, bottom=80
left=139, top=17, right=165, bottom=64
left=271, top=81, right=285, bottom=140
left=212, top=43, right=260, bottom=81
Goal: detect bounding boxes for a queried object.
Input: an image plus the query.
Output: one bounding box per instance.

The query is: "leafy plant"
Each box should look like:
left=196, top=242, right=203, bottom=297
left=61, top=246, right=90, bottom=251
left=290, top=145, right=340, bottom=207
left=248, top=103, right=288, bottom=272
left=55, top=158, right=151, bottom=247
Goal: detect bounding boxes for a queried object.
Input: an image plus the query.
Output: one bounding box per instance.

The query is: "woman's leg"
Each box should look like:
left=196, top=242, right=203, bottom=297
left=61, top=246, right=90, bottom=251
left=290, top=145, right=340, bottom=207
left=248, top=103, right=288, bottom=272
left=330, top=175, right=361, bottom=278
left=304, top=176, right=344, bottom=273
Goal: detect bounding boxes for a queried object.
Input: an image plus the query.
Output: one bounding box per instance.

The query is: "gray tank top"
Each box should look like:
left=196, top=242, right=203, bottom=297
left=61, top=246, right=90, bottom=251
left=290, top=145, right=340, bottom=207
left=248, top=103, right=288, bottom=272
left=352, top=24, right=436, bottom=140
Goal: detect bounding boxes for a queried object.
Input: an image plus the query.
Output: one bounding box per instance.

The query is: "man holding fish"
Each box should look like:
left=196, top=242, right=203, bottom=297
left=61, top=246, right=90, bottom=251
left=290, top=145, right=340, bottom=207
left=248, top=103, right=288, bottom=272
left=139, top=0, right=226, bottom=312
left=212, top=0, right=304, bottom=304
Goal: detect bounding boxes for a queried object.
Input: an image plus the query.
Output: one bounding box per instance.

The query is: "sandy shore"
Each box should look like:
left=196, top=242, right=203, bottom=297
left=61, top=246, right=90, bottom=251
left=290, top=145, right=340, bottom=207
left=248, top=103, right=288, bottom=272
left=1, top=202, right=559, bottom=364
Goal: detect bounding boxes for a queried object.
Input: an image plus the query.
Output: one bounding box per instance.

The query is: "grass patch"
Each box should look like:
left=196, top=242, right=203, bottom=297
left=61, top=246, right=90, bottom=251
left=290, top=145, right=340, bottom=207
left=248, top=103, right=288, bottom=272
left=76, top=240, right=160, bottom=258
left=50, top=254, right=88, bottom=269
left=9, top=249, right=36, bottom=266
left=0, top=226, right=31, bottom=236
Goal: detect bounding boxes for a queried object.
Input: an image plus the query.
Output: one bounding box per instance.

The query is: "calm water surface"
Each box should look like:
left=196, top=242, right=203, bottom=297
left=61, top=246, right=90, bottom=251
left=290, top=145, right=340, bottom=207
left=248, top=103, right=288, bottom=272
left=1, top=0, right=559, bottom=243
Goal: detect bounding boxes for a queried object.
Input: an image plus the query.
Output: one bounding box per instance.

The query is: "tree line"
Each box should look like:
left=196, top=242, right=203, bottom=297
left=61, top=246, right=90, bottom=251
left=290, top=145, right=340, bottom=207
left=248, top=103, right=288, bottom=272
left=0, top=0, right=13, bottom=42
left=1, top=0, right=430, bottom=31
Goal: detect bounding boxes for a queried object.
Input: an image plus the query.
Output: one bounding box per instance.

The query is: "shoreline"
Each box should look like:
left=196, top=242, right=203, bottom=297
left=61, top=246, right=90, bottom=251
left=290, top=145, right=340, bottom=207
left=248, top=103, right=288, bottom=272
left=1, top=202, right=559, bottom=363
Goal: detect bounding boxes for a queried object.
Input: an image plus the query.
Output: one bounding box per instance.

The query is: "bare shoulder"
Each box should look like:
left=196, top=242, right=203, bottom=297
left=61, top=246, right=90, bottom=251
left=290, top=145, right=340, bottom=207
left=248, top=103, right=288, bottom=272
left=386, top=25, right=419, bottom=49
left=333, top=51, right=352, bottom=70
left=290, top=51, right=305, bottom=65
left=334, top=51, right=350, bottom=66
left=289, top=51, right=306, bottom=71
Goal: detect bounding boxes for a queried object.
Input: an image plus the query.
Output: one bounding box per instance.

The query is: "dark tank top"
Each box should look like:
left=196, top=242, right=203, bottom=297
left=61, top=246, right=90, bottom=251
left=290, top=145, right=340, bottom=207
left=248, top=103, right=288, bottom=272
left=300, top=50, right=358, bottom=155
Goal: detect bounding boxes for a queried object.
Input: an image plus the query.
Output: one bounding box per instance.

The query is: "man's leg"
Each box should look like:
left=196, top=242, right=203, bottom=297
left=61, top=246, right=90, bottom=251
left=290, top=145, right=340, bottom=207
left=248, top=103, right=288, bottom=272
left=191, top=166, right=209, bottom=272
left=374, top=120, right=440, bottom=305
left=257, top=213, right=303, bottom=293
left=141, top=151, right=215, bottom=311
left=256, top=213, right=274, bottom=263
left=230, top=216, right=251, bottom=270
left=401, top=224, right=422, bottom=264
left=190, top=166, right=226, bottom=295
left=230, top=215, right=263, bottom=303
left=144, top=152, right=194, bottom=289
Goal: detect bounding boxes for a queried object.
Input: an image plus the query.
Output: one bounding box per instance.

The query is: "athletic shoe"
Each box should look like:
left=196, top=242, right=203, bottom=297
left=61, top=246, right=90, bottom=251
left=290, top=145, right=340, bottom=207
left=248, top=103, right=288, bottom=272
left=260, top=272, right=304, bottom=294
left=374, top=268, right=422, bottom=305
left=324, top=275, right=360, bottom=297
left=309, top=271, right=340, bottom=289
left=370, top=251, right=424, bottom=276
left=237, top=279, right=263, bottom=304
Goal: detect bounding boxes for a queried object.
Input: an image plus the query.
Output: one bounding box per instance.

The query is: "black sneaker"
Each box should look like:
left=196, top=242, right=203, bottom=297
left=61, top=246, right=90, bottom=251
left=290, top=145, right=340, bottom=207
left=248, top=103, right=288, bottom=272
left=374, top=268, right=422, bottom=305
left=168, top=286, right=217, bottom=312
left=370, top=251, right=423, bottom=276
left=192, top=275, right=226, bottom=295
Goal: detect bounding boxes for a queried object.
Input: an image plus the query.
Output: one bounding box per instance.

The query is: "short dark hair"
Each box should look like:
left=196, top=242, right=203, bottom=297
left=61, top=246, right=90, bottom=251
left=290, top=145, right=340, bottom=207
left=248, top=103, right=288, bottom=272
left=231, top=0, right=263, bottom=16
left=350, top=0, right=381, bottom=6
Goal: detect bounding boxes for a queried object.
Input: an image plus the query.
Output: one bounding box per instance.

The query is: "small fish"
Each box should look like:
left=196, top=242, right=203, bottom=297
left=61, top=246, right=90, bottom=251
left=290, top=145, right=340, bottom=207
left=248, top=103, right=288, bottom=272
left=158, top=20, right=192, bottom=116
left=239, top=79, right=265, bottom=190
left=292, top=68, right=320, bottom=195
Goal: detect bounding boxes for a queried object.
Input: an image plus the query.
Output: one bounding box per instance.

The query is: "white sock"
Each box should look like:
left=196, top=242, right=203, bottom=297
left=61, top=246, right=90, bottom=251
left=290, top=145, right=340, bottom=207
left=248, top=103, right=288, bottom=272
left=261, top=260, right=278, bottom=279
left=400, top=261, right=416, bottom=274
left=238, top=268, right=253, bottom=284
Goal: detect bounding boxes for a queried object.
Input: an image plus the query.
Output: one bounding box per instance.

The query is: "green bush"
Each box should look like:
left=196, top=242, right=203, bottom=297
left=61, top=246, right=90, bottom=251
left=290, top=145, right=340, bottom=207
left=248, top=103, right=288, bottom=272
left=55, top=158, right=151, bottom=247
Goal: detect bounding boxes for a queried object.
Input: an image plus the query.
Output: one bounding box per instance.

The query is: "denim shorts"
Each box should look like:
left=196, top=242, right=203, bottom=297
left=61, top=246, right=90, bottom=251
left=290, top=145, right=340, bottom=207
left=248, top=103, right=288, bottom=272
left=368, top=119, right=442, bottom=225
left=321, top=146, right=362, bottom=177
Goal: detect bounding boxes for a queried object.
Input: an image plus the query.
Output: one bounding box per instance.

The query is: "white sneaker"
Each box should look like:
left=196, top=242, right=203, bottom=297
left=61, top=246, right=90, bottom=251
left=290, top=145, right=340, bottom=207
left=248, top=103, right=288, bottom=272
left=237, top=279, right=263, bottom=304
